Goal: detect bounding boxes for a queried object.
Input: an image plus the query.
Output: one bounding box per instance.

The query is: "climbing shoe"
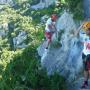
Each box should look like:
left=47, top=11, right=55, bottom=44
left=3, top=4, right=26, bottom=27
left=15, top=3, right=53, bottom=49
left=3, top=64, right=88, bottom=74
left=81, top=81, right=88, bottom=89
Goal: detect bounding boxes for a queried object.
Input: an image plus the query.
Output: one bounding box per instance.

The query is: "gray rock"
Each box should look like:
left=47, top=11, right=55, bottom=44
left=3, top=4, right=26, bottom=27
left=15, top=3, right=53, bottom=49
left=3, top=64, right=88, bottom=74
left=37, top=11, right=83, bottom=82
left=0, top=22, right=8, bottom=36
left=83, top=0, right=90, bottom=18
left=41, top=15, right=49, bottom=23
left=0, top=0, right=13, bottom=5
left=31, top=0, right=57, bottom=10
left=68, top=78, right=90, bottom=90
left=13, top=31, right=27, bottom=49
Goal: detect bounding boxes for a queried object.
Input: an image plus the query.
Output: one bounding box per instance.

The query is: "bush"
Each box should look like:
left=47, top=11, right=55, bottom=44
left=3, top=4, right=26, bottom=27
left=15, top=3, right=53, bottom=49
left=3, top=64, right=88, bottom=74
left=0, top=45, right=67, bottom=90
left=65, top=0, right=84, bottom=20
left=0, top=2, right=67, bottom=90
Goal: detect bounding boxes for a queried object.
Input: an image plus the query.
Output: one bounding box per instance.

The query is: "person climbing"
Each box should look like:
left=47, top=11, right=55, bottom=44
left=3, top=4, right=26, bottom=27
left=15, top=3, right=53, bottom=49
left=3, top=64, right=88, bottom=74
left=76, top=21, right=90, bottom=89
left=44, top=14, right=58, bottom=51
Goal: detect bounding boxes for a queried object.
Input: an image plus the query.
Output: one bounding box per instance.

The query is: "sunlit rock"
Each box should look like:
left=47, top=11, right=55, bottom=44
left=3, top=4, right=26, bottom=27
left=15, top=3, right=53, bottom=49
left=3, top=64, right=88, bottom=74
left=37, top=11, right=83, bottom=82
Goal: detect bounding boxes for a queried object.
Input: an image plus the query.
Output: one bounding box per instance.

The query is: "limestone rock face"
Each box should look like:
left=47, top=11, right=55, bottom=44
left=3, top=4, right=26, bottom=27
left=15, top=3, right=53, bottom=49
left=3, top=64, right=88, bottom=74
left=0, top=23, right=28, bottom=49
left=0, top=23, right=8, bottom=37
left=0, top=0, right=13, bottom=5
left=68, top=77, right=90, bottom=90
left=83, top=0, right=90, bottom=18
left=13, top=31, right=27, bottom=49
left=31, top=0, right=57, bottom=10
left=37, top=12, right=83, bottom=82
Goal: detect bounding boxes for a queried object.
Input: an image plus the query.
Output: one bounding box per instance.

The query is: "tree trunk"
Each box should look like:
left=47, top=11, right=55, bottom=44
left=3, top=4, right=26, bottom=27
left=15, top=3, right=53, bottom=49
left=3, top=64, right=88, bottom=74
left=8, top=22, right=14, bottom=51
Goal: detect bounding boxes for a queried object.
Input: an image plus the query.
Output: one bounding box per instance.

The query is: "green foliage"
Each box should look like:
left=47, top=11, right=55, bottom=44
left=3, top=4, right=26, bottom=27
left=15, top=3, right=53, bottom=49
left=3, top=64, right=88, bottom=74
left=12, top=0, right=38, bottom=5
left=0, top=37, right=10, bottom=50
left=65, top=0, right=84, bottom=20
left=0, top=2, right=68, bottom=90
left=51, top=30, right=64, bottom=48
left=0, top=45, right=67, bottom=90
left=49, top=73, right=67, bottom=90
left=0, top=5, right=45, bottom=49
left=23, top=4, right=63, bottom=23
left=28, top=0, right=39, bottom=5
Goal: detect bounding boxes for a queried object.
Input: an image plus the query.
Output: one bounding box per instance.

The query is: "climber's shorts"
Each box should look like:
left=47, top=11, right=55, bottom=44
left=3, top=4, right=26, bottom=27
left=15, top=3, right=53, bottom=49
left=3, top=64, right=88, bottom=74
left=45, top=32, right=52, bottom=42
left=82, top=53, right=90, bottom=71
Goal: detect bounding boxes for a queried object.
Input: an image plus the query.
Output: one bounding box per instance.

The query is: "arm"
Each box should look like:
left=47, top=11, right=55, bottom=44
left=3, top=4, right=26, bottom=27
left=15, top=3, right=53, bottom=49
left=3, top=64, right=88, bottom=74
left=48, top=24, right=53, bottom=30
left=75, top=24, right=83, bottom=36
left=48, top=24, right=57, bottom=32
left=75, top=19, right=87, bottom=36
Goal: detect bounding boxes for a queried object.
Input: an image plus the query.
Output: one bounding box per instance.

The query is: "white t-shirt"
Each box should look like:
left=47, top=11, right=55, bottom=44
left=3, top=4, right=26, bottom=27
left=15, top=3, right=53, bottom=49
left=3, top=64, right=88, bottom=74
left=45, top=18, right=55, bottom=32
left=81, top=33, right=90, bottom=55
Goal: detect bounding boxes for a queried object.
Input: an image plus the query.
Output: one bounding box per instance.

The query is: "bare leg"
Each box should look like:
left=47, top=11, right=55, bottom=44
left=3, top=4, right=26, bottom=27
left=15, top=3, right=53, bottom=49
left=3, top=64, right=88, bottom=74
left=46, top=39, right=51, bottom=49
left=84, top=70, right=89, bottom=81
left=88, top=70, right=90, bottom=77
left=81, top=70, right=89, bottom=88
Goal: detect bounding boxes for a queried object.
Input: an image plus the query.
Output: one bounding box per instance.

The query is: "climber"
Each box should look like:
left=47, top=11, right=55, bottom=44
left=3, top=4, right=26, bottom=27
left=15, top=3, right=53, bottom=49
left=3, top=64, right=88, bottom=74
left=76, top=21, right=90, bottom=89
left=44, top=14, right=58, bottom=51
